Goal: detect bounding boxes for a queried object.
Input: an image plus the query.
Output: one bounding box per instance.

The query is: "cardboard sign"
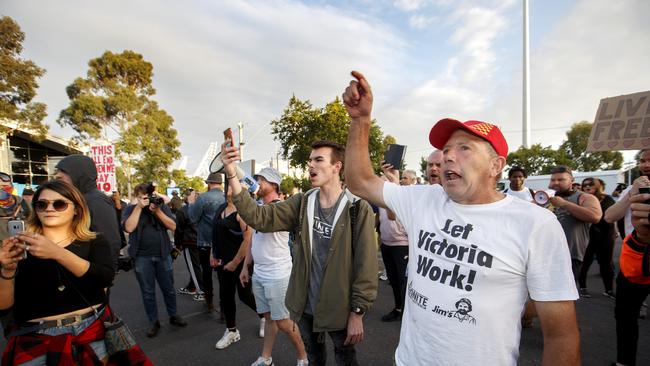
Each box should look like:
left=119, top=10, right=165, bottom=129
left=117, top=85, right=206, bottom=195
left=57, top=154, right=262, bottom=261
left=587, top=90, right=650, bottom=151
left=90, top=145, right=117, bottom=193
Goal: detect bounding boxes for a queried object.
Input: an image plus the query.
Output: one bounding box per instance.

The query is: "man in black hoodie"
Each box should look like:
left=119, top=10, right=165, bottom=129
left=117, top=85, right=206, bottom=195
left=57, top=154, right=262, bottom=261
left=55, top=154, right=122, bottom=270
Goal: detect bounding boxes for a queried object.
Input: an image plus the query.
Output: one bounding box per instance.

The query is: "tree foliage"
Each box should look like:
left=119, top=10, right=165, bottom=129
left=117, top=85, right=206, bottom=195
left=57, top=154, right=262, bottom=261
left=57, top=50, right=180, bottom=193
left=507, top=144, right=566, bottom=175
left=0, top=16, right=47, bottom=137
left=271, top=96, right=388, bottom=174
left=559, top=121, right=623, bottom=171
left=170, top=169, right=206, bottom=193
left=507, top=121, right=623, bottom=175
left=419, top=156, right=427, bottom=178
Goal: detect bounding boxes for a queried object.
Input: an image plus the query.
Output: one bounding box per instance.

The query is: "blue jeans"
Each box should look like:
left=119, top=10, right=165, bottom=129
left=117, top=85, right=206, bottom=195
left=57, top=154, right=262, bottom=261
left=134, top=255, right=178, bottom=324
left=298, top=312, right=358, bottom=366
left=20, top=309, right=107, bottom=365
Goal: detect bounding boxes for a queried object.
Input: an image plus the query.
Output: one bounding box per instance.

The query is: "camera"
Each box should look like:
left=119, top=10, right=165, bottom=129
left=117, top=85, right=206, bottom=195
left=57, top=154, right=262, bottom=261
left=145, top=182, right=165, bottom=206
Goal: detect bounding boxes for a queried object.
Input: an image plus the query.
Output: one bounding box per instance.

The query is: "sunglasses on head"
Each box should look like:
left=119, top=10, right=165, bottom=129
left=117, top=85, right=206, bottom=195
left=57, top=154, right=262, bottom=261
left=34, top=199, right=73, bottom=212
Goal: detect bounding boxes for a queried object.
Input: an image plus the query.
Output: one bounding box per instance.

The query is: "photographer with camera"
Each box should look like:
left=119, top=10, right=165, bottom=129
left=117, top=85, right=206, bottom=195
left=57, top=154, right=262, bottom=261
left=612, top=188, right=650, bottom=366
left=123, top=183, right=187, bottom=338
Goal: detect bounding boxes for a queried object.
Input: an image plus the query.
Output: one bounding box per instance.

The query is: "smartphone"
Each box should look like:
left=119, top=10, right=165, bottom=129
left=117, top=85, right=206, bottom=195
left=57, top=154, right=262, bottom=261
left=640, top=186, right=650, bottom=204
left=223, top=128, right=234, bottom=148
left=7, top=220, right=27, bottom=259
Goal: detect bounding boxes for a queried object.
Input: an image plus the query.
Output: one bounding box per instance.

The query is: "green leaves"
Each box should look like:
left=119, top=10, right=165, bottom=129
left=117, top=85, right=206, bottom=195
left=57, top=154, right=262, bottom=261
left=58, top=50, right=180, bottom=193
left=507, top=121, right=623, bottom=175
left=0, top=16, right=48, bottom=137
left=270, top=96, right=388, bottom=173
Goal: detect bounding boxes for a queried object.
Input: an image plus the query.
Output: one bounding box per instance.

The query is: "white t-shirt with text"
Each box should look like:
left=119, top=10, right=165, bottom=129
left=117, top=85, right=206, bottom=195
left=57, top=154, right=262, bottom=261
left=383, top=183, right=578, bottom=366
left=251, top=230, right=292, bottom=280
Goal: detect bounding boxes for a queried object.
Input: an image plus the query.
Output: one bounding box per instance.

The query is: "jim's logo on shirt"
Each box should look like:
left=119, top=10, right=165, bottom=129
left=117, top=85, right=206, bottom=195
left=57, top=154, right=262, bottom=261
left=313, top=217, right=333, bottom=239
left=431, top=298, right=477, bottom=325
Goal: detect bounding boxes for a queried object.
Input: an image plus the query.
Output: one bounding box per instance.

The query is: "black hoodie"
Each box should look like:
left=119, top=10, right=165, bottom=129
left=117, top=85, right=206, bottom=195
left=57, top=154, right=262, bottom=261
left=56, top=155, right=121, bottom=270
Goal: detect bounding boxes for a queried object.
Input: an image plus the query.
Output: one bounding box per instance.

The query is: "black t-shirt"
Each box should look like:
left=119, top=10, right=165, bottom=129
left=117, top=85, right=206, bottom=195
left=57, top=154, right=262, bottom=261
left=12, top=235, right=114, bottom=324
left=213, top=209, right=244, bottom=262
left=135, top=210, right=165, bottom=257
left=591, top=195, right=616, bottom=239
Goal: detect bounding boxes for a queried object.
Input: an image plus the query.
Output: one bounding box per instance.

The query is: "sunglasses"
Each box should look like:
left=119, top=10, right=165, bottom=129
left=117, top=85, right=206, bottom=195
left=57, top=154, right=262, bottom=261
left=0, top=173, right=11, bottom=182
left=34, top=199, right=74, bottom=212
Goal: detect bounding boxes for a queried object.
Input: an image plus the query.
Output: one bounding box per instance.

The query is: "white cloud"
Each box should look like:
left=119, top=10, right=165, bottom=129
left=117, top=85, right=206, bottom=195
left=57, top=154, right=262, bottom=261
left=393, top=0, right=426, bottom=11
left=409, top=15, right=438, bottom=29
left=377, top=1, right=515, bottom=166
left=492, top=0, right=650, bottom=154
left=4, top=0, right=406, bottom=173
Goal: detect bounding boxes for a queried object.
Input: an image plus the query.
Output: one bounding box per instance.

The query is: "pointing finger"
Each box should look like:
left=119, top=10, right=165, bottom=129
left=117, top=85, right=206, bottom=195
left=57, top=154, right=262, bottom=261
left=351, top=70, right=371, bottom=93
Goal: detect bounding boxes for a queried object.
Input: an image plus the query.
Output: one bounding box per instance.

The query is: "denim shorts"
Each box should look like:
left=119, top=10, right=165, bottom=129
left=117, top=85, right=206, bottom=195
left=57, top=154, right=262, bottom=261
left=19, top=309, right=107, bottom=365
left=251, top=274, right=290, bottom=320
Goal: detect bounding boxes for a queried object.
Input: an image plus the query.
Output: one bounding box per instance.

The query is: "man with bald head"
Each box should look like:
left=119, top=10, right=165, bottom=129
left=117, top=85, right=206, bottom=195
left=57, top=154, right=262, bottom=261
left=342, top=71, right=580, bottom=366
left=426, top=150, right=443, bottom=185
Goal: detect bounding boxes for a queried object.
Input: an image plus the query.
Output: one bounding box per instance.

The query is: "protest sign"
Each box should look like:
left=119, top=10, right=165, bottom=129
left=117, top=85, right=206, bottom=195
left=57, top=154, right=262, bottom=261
left=587, top=90, right=650, bottom=151
left=90, top=145, right=117, bottom=192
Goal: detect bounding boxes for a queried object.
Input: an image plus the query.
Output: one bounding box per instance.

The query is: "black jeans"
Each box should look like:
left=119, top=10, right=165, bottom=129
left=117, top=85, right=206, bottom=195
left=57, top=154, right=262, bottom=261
left=615, top=273, right=650, bottom=366
left=578, top=236, right=615, bottom=291
left=571, top=259, right=582, bottom=281
left=380, top=244, right=409, bottom=310
left=216, top=263, right=258, bottom=328
left=198, top=247, right=214, bottom=305
left=298, top=313, right=358, bottom=366
left=182, top=246, right=203, bottom=292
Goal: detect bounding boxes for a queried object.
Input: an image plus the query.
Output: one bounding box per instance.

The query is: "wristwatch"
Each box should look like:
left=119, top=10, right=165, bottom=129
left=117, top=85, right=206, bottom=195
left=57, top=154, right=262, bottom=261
left=351, top=306, right=365, bottom=315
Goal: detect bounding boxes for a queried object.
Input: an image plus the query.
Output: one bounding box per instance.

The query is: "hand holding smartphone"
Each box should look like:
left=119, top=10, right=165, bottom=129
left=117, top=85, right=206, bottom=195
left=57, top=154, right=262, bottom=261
left=223, top=128, right=234, bottom=148
left=7, top=220, right=27, bottom=259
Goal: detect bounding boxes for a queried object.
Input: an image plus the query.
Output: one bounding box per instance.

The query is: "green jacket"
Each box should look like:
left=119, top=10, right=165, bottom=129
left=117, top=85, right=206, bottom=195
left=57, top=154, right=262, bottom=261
left=232, top=188, right=378, bottom=332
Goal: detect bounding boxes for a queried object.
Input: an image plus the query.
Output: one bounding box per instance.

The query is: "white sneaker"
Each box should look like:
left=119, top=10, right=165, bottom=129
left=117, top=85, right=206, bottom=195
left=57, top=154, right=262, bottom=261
left=251, top=356, right=273, bottom=366
left=215, top=329, right=240, bottom=349
left=296, top=359, right=309, bottom=366
left=259, top=317, right=266, bottom=338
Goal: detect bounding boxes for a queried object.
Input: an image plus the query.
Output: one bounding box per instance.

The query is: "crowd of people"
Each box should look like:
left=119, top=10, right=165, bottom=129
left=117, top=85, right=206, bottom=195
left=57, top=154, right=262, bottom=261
left=0, top=71, right=648, bottom=365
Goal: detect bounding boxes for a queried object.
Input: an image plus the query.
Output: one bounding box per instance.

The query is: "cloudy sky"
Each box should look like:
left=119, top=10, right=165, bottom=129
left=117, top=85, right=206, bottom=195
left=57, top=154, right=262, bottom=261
left=4, top=0, right=649, bottom=174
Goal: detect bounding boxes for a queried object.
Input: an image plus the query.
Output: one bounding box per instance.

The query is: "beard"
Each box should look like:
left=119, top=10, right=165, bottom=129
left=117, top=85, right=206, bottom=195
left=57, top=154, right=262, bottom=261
left=555, top=188, right=574, bottom=198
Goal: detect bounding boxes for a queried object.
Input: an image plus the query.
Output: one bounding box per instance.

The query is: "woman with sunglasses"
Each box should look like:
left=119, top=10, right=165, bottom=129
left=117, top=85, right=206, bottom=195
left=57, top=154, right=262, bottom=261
left=0, top=180, right=149, bottom=365
left=577, top=177, right=617, bottom=299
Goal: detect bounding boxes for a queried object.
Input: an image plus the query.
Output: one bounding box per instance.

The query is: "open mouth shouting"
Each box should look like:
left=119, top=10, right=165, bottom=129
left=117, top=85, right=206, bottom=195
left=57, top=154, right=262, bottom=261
left=444, top=170, right=462, bottom=182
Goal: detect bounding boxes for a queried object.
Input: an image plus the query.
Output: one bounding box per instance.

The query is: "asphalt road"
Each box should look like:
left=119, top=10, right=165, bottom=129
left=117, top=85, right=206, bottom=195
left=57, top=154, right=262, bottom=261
left=2, top=238, right=648, bottom=365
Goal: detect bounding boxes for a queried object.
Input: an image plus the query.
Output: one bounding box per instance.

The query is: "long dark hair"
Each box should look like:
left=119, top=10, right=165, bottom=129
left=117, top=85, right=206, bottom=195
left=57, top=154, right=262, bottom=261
left=27, top=180, right=96, bottom=241
left=581, top=177, right=605, bottom=201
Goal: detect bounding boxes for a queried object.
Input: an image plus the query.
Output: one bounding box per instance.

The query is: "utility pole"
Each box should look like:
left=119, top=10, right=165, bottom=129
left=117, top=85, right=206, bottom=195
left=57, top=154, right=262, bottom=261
left=523, top=0, right=531, bottom=147
left=237, top=122, right=245, bottom=161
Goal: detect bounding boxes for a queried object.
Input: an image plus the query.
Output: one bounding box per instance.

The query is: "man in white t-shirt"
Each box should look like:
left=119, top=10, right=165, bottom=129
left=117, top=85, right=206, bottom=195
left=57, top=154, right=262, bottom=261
left=342, top=71, right=580, bottom=365
left=238, top=167, right=308, bottom=366
left=503, top=166, right=535, bottom=202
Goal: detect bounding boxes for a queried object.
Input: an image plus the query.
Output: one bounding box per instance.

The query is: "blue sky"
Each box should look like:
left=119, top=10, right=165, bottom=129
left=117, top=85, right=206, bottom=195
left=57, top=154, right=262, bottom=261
left=4, top=0, right=648, bottom=175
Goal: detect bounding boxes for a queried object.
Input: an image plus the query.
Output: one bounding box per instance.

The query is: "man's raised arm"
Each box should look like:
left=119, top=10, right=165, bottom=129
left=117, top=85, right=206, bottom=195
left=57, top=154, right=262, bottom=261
left=342, top=71, right=386, bottom=208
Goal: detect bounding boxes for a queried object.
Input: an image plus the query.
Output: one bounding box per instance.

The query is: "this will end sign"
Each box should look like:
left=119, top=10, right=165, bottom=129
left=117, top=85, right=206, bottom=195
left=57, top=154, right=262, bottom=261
left=90, top=145, right=116, bottom=193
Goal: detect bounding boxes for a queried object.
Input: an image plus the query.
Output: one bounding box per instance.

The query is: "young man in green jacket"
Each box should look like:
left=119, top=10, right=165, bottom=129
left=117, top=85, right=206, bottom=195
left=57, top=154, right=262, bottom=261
left=222, top=140, right=378, bottom=366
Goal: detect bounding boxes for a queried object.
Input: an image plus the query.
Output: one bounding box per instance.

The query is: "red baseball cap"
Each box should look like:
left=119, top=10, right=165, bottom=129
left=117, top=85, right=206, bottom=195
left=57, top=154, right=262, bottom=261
left=429, top=118, right=509, bottom=158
